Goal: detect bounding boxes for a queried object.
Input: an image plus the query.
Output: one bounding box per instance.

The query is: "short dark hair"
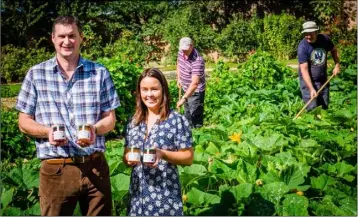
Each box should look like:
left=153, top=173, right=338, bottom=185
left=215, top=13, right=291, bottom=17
left=132, top=68, right=170, bottom=125
left=52, top=15, right=82, bottom=34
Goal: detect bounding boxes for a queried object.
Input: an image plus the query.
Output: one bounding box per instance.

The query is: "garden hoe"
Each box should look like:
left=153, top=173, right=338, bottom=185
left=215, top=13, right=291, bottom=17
left=178, top=86, right=182, bottom=113
left=293, top=73, right=335, bottom=120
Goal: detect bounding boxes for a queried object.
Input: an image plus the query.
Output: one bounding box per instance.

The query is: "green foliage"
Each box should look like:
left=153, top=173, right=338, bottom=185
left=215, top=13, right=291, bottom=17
left=1, top=44, right=52, bottom=82
left=96, top=57, right=142, bottom=137
left=1, top=83, right=22, bottom=98
left=160, top=5, right=217, bottom=64
left=216, top=16, right=259, bottom=62
left=338, top=44, right=357, bottom=70
left=260, top=13, right=303, bottom=60
left=1, top=109, right=36, bottom=162
left=238, top=51, right=291, bottom=90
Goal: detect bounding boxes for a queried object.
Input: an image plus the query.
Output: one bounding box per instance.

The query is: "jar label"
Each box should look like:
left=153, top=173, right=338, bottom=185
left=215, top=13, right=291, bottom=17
left=128, top=152, right=141, bottom=162
left=143, top=153, right=156, bottom=163
left=78, top=130, right=91, bottom=139
left=53, top=131, right=65, bottom=141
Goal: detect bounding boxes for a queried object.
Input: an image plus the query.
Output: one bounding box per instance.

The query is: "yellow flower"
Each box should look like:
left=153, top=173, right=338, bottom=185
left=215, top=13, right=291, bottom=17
left=229, top=132, right=242, bottom=143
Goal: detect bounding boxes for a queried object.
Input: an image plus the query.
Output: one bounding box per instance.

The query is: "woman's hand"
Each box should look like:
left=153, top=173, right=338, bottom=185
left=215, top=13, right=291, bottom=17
left=125, top=152, right=141, bottom=167
left=145, top=147, right=165, bottom=168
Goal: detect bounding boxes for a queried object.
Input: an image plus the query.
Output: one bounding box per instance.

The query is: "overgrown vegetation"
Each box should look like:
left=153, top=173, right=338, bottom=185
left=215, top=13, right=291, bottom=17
left=1, top=0, right=356, bottom=82
left=1, top=46, right=356, bottom=216
left=1, top=0, right=356, bottom=216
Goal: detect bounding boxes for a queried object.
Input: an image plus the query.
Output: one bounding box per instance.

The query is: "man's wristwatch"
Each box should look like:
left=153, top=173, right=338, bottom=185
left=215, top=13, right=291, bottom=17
left=182, top=96, right=188, bottom=102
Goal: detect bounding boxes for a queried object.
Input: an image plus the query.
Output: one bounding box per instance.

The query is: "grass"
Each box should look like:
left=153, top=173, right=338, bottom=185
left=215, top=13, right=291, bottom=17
left=1, top=83, right=22, bottom=98
left=156, top=58, right=309, bottom=72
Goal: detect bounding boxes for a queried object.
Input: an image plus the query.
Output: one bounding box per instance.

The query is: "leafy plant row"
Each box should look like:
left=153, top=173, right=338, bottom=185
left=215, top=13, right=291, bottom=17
left=1, top=50, right=356, bottom=216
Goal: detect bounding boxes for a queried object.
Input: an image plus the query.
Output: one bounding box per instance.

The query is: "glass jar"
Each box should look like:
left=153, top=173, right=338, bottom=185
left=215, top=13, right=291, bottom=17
left=143, top=148, right=156, bottom=164
left=128, top=147, right=141, bottom=163
left=78, top=124, right=91, bottom=144
left=53, top=125, right=65, bottom=142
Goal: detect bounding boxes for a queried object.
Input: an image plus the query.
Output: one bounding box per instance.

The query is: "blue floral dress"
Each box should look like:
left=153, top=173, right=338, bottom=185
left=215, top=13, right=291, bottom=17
left=125, top=110, right=193, bottom=216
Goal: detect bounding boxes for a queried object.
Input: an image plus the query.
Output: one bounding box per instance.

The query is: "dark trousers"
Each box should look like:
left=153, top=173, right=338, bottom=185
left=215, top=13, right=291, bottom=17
left=299, top=77, right=329, bottom=111
left=183, top=91, right=205, bottom=128
left=39, top=153, right=112, bottom=216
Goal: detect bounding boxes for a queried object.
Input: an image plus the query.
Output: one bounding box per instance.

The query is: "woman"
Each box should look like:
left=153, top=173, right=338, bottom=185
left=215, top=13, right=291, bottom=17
left=123, top=68, right=194, bottom=216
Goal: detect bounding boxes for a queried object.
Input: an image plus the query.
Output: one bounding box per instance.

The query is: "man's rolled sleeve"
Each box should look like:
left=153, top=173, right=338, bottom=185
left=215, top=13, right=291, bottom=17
left=15, top=70, right=37, bottom=115
left=100, top=69, right=120, bottom=112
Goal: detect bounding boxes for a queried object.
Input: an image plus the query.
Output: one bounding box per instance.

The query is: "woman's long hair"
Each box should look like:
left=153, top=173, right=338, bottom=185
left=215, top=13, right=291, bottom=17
left=132, top=68, right=170, bottom=125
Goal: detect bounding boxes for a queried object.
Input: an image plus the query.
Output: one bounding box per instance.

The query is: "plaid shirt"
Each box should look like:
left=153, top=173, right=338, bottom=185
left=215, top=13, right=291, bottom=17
left=16, top=56, right=120, bottom=159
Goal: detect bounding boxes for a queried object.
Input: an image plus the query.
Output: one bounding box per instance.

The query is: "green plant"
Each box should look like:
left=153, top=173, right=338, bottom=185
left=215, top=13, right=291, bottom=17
left=1, top=83, right=22, bottom=98
left=216, top=15, right=259, bottom=62
left=260, top=13, right=303, bottom=60
left=1, top=109, right=36, bottom=162
left=96, top=57, right=142, bottom=138
left=1, top=44, right=52, bottom=82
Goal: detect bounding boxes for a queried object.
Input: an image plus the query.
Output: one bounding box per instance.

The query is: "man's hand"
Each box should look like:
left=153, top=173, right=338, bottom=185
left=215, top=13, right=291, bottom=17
left=176, top=98, right=186, bottom=109
left=77, top=124, right=96, bottom=147
left=333, top=63, right=340, bottom=76
left=309, top=88, right=317, bottom=99
left=48, top=126, right=68, bottom=146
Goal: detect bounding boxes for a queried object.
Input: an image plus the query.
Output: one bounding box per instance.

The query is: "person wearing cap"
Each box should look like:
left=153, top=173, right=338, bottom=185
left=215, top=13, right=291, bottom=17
left=176, top=37, right=206, bottom=128
left=297, top=21, right=340, bottom=111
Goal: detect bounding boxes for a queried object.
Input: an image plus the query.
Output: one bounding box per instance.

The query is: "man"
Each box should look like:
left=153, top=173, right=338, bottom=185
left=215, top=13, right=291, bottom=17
left=176, top=37, right=206, bottom=128
left=297, top=21, right=340, bottom=111
left=16, top=16, right=120, bottom=216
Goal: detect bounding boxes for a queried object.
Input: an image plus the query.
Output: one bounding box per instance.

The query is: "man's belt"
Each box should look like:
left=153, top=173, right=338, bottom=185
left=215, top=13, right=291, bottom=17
left=43, top=152, right=103, bottom=164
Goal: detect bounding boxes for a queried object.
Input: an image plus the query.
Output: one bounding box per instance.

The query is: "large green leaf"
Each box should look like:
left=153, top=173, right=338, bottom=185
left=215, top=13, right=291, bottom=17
left=3, top=207, right=23, bottom=216
left=284, top=164, right=310, bottom=189
left=186, top=187, right=220, bottom=205
left=193, top=152, right=210, bottom=163
left=182, top=164, right=207, bottom=174
left=310, top=174, right=336, bottom=191
left=25, top=202, right=41, bottom=216
left=111, top=173, right=130, bottom=193
left=205, top=141, right=220, bottom=155
left=311, top=195, right=354, bottom=216
left=282, top=194, right=309, bottom=216
left=335, top=162, right=355, bottom=181
left=1, top=188, right=14, bottom=209
left=236, top=160, right=257, bottom=184
left=210, top=158, right=237, bottom=180
left=22, top=168, right=39, bottom=189
left=257, top=182, right=289, bottom=205
left=248, top=133, right=287, bottom=152
left=339, top=197, right=357, bottom=216
left=219, top=183, right=253, bottom=202
left=299, top=139, right=319, bottom=148
left=179, top=164, right=208, bottom=188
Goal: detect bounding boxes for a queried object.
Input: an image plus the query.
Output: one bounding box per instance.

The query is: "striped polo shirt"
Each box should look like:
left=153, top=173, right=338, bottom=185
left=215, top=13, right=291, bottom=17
left=177, top=48, right=205, bottom=92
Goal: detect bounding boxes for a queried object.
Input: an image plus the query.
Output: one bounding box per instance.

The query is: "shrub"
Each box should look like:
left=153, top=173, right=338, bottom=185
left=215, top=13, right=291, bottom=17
left=96, top=57, right=143, bottom=138
left=1, top=109, right=36, bottom=162
left=1, top=83, right=22, bottom=98
left=238, top=51, right=292, bottom=90
left=1, top=44, right=52, bottom=82
left=160, top=6, right=218, bottom=64
left=216, top=15, right=261, bottom=62
left=260, top=13, right=303, bottom=60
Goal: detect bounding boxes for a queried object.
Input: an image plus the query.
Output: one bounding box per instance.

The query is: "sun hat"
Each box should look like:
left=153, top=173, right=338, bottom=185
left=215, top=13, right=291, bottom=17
left=301, top=21, right=319, bottom=33
left=179, top=37, right=193, bottom=50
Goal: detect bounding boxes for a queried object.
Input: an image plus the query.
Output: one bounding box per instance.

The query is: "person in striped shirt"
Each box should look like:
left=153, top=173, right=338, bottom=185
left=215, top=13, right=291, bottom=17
left=176, top=37, right=206, bottom=128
